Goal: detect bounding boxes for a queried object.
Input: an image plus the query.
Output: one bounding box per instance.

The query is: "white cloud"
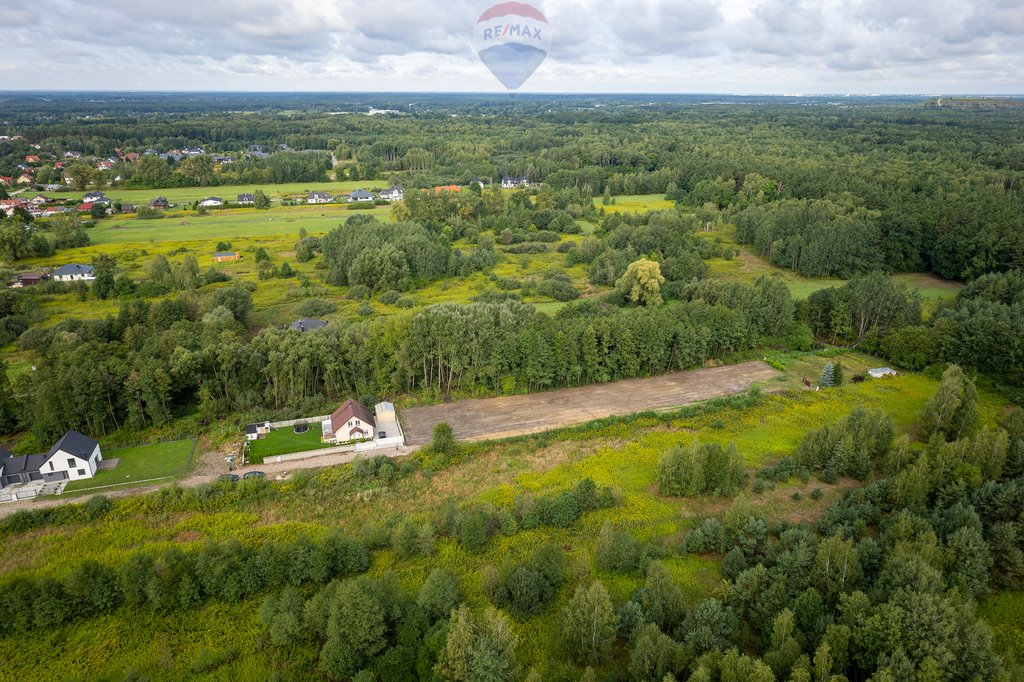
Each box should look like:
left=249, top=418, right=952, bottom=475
left=1, top=0, right=1022, bottom=92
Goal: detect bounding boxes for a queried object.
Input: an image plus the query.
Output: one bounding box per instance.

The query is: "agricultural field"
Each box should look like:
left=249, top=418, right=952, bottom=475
left=247, top=426, right=325, bottom=462
left=41, top=180, right=384, bottom=207
left=594, top=193, right=676, bottom=214
left=62, top=439, right=195, bottom=494
left=0, top=366, right=1010, bottom=679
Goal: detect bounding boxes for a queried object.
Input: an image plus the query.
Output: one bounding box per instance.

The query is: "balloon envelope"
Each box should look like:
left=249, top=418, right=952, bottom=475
left=473, top=2, right=550, bottom=90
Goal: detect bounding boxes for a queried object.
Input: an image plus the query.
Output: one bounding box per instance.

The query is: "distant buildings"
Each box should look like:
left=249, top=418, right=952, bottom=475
left=379, top=187, right=404, bottom=202
left=307, top=191, right=334, bottom=204
left=198, top=197, right=224, bottom=208
left=347, top=189, right=374, bottom=203
left=501, top=176, right=530, bottom=189
left=236, top=193, right=255, bottom=205
left=213, top=252, right=241, bottom=263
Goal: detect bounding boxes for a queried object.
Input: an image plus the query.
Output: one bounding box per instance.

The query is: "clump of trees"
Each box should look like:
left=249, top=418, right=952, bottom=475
left=795, top=407, right=895, bottom=480
left=658, top=441, right=747, bottom=497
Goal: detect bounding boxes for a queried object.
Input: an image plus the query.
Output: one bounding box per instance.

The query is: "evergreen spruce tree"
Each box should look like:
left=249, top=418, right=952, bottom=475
left=820, top=362, right=836, bottom=388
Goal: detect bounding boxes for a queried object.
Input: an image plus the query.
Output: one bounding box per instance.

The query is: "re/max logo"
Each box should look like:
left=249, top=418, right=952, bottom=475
left=482, top=24, right=544, bottom=41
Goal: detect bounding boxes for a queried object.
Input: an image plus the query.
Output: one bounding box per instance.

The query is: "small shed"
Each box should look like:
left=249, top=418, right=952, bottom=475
left=213, top=252, right=241, bottom=263
left=868, top=368, right=899, bottom=379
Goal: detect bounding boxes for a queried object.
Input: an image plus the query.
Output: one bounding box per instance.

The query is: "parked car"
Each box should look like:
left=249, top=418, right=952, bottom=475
left=243, top=471, right=266, bottom=480
left=218, top=473, right=240, bottom=483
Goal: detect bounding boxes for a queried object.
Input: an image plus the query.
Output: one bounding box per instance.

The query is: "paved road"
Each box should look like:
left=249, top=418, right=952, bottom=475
left=399, top=361, right=779, bottom=445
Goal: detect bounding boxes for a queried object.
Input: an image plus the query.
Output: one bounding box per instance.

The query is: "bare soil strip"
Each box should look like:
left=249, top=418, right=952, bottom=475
left=400, top=361, right=779, bottom=445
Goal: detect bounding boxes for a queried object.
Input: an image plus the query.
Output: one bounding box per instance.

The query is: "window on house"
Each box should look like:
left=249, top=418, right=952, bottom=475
left=77, top=469, right=86, bottom=476
left=49, top=462, right=54, bottom=471
left=356, top=420, right=361, bottom=425
left=67, top=458, right=75, bottom=468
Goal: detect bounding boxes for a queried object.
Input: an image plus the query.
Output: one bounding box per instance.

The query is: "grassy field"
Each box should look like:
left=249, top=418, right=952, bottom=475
left=42, top=180, right=383, bottom=206
left=1, top=366, right=1009, bottom=680
left=595, top=194, right=675, bottom=214
left=247, top=426, right=325, bottom=462
left=63, top=439, right=194, bottom=493
left=703, top=231, right=962, bottom=311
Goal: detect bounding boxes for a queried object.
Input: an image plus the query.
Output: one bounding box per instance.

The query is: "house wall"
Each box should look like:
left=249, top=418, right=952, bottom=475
left=44, top=445, right=100, bottom=481
left=54, top=273, right=94, bottom=282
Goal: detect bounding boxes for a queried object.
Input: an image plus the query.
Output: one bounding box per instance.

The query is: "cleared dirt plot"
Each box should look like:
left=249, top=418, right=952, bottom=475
left=400, top=361, right=779, bottom=445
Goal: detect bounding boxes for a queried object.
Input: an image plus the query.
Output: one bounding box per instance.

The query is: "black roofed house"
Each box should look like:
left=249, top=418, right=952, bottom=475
left=150, top=197, right=170, bottom=210
left=82, top=191, right=109, bottom=204
left=52, top=263, right=95, bottom=282
left=290, top=318, right=328, bottom=333
left=237, top=193, right=255, bottom=205
left=0, top=430, right=103, bottom=488
left=245, top=422, right=271, bottom=441
left=379, top=187, right=403, bottom=202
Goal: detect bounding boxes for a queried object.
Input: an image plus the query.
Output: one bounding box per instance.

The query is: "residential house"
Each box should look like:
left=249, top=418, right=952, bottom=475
left=125, top=153, right=140, bottom=162
left=379, top=187, right=404, bottom=202
left=244, top=422, right=271, bottom=441
left=290, top=318, right=328, bottom=333
left=82, top=192, right=109, bottom=205
left=97, top=161, right=115, bottom=171
left=322, top=399, right=376, bottom=444
left=77, top=202, right=97, bottom=213
left=213, top=252, right=241, bottom=263
left=10, top=273, right=47, bottom=288
left=41, top=207, right=68, bottom=218
left=25, top=155, right=40, bottom=164
left=30, top=194, right=51, bottom=206
left=64, top=151, right=82, bottom=159
left=469, top=178, right=486, bottom=189
left=53, top=263, right=95, bottom=282
left=119, top=203, right=135, bottom=214
left=308, top=191, right=334, bottom=205
left=16, top=173, right=34, bottom=185
left=198, top=197, right=224, bottom=208
left=501, top=176, right=530, bottom=189
left=236, top=193, right=255, bottom=205
left=0, top=177, right=12, bottom=187
left=42, top=184, right=64, bottom=192
left=149, top=197, right=170, bottom=210
left=347, top=190, right=374, bottom=203
left=0, top=431, right=103, bottom=488
left=182, top=146, right=205, bottom=156
left=0, top=199, right=27, bottom=216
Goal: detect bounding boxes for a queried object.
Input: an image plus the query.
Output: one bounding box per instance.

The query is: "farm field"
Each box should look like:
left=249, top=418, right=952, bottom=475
left=41, top=179, right=385, bottom=206
left=0, top=366, right=1000, bottom=680
left=400, top=361, right=780, bottom=445
left=62, top=439, right=195, bottom=493
left=247, top=426, right=325, bottom=462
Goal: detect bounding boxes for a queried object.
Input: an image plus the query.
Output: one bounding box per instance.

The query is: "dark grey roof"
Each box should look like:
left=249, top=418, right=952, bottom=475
left=244, top=424, right=259, bottom=435
left=237, top=194, right=255, bottom=201
left=213, top=252, right=238, bottom=258
left=47, top=430, right=99, bottom=460
left=291, top=318, right=328, bottom=333
left=2, top=453, right=47, bottom=476
left=349, top=189, right=374, bottom=199
left=52, top=263, right=93, bottom=277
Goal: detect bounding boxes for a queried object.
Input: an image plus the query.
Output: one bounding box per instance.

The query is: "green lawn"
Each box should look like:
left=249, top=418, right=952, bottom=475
left=63, top=439, right=194, bottom=493
left=42, top=180, right=386, bottom=207
left=248, top=426, right=326, bottom=462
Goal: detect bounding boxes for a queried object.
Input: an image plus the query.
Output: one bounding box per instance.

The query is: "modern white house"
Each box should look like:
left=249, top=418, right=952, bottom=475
left=0, top=431, right=102, bottom=488
left=52, top=263, right=95, bottom=282
left=244, top=422, right=271, bottom=441
left=307, top=191, right=334, bottom=205
left=501, top=176, right=530, bottom=189
left=348, top=189, right=375, bottom=203
left=236, top=193, right=255, bottom=205
left=198, top=197, right=224, bottom=208
left=379, top=187, right=404, bottom=202
left=82, top=192, right=109, bottom=205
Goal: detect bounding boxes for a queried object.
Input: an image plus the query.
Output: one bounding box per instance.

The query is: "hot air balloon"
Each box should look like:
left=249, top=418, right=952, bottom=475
left=473, top=2, right=551, bottom=91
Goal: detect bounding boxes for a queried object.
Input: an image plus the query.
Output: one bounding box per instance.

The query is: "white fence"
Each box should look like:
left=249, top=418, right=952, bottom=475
left=269, top=415, right=329, bottom=429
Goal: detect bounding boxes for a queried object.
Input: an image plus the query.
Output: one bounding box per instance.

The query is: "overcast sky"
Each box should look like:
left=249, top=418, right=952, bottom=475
left=3, top=0, right=1023, bottom=94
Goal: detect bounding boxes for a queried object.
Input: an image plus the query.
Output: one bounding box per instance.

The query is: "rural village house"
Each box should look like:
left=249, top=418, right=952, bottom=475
left=307, top=191, right=334, bottom=204
left=347, top=189, right=375, bottom=203
left=213, top=252, right=241, bottom=263
left=244, top=422, right=271, bottom=441
left=321, top=399, right=375, bottom=444
left=379, top=187, right=404, bottom=202
left=52, top=263, right=95, bottom=282
left=198, top=197, right=224, bottom=208
left=236, top=193, right=255, bottom=205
